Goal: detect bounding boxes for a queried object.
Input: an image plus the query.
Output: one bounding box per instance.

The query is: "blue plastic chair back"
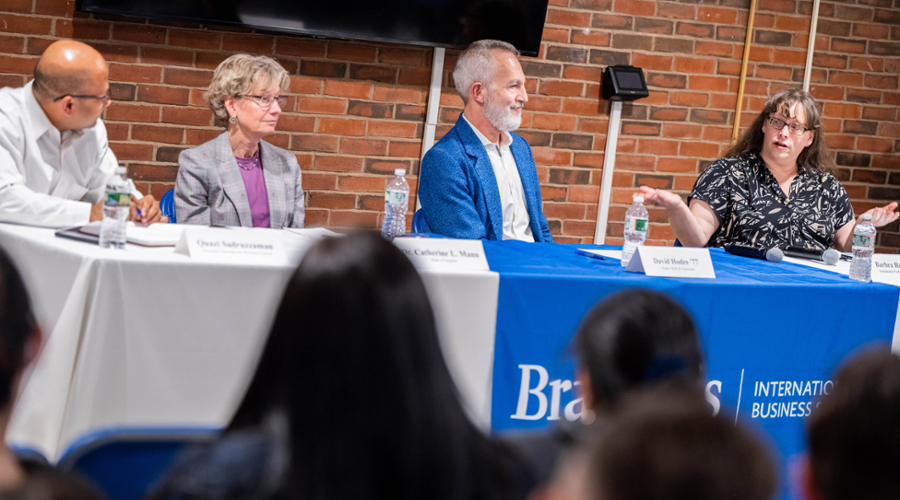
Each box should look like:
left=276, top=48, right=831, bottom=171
left=56, top=427, right=218, bottom=500
left=412, top=208, right=427, bottom=233
left=160, top=189, right=176, bottom=223
left=10, top=445, right=49, bottom=466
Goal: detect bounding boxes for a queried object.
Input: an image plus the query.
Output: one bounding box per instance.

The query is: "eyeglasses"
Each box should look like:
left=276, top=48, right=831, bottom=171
left=236, top=95, right=288, bottom=109
left=767, top=116, right=809, bottom=136
left=53, top=91, right=112, bottom=106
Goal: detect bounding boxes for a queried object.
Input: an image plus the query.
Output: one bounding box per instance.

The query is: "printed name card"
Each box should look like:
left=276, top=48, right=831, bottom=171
left=174, top=227, right=287, bottom=265
left=872, top=255, right=900, bottom=285
left=392, top=238, right=489, bottom=272
left=625, top=246, right=716, bottom=279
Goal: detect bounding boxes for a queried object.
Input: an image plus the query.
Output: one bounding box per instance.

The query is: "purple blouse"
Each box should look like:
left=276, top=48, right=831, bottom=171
left=236, top=154, right=271, bottom=228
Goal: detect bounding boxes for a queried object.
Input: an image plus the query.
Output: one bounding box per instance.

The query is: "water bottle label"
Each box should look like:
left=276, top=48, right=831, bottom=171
left=104, top=192, right=131, bottom=208
left=385, top=189, right=408, bottom=205
left=625, top=217, right=647, bottom=232
left=853, top=233, right=874, bottom=248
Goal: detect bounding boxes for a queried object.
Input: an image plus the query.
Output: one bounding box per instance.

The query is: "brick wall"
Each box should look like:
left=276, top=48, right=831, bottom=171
left=0, top=0, right=898, bottom=248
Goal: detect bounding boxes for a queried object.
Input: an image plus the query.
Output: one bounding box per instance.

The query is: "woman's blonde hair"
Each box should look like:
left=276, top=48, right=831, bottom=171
left=205, top=54, right=290, bottom=127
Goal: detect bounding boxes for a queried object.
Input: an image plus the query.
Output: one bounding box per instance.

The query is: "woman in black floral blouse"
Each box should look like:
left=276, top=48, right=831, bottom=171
left=640, top=89, right=898, bottom=252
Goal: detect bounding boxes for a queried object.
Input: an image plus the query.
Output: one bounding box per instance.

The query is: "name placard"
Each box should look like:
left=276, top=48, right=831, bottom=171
left=872, top=255, right=900, bottom=285
left=174, top=227, right=287, bottom=265
left=392, top=238, right=489, bottom=271
left=625, top=246, right=716, bottom=279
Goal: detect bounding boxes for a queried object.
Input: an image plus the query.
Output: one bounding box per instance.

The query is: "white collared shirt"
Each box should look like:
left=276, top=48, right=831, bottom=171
left=462, top=115, right=534, bottom=242
left=0, top=81, right=118, bottom=227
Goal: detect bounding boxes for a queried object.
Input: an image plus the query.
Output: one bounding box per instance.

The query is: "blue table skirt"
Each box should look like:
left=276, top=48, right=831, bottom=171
left=485, top=240, right=898, bottom=498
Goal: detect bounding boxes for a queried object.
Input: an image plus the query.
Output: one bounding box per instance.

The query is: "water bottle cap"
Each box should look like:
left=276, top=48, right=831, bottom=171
left=116, top=166, right=127, bottom=176
left=861, top=214, right=872, bottom=220
left=633, top=196, right=644, bottom=203
left=394, top=169, right=406, bottom=176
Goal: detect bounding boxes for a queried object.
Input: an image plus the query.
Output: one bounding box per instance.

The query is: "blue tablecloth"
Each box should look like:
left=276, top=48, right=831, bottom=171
left=485, top=240, right=898, bottom=496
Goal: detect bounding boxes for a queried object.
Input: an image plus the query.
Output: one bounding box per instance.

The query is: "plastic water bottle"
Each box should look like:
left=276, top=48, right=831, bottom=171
left=849, top=214, right=876, bottom=282
left=381, top=168, right=409, bottom=240
left=99, top=166, right=131, bottom=249
left=621, top=196, right=649, bottom=267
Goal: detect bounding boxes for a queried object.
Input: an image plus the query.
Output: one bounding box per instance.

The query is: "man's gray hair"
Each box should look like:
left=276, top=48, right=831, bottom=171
left=452, top=40, right=520, bottom=105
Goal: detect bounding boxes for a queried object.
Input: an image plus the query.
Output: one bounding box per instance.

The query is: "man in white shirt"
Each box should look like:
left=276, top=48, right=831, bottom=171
left=0, top=40, right=164, bottom=227
left=418, top=39, right=552, bottom=242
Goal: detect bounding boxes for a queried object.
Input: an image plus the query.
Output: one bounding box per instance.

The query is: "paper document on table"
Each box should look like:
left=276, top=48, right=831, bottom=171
left=284, top=227, right=341, bottom=240
left=78, top=221, right=186, bottom=247
left=576, top=248, right=622, bottom=260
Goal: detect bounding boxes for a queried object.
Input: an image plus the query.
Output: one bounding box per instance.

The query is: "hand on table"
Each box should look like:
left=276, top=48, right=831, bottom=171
left=89, top=201, right=103, bottom=222
left=862, top=202, right=899, bottom=228
left=130, top=195, right=168, bottom=225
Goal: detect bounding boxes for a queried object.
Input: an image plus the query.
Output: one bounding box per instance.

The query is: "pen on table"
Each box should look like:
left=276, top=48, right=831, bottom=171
left=575, top=249, right=606, bottom=260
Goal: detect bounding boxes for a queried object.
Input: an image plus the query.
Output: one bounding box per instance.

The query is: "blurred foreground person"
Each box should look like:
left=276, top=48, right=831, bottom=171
left=505, top=288, right=705, bottom=487
left=0, top=245, right=101, bottom=499
left=148, top=231, right=532, bottom=500
left=805, top=348, right=900, bottom=500
left=555, top=390, right=777, bottom=500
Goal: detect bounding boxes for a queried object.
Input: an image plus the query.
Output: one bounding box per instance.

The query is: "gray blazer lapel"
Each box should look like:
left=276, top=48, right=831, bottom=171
left=260, top=141, right=286, bottom=229
left=214, top=133, right=252, bottom=227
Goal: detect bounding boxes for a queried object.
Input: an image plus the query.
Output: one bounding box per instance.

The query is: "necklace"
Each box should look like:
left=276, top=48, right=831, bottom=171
left=237, top=149, right=260, bottom=171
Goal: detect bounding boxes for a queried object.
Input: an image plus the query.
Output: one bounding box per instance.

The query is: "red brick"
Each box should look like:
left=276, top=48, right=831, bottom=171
left=292, top=135, right=339, bottom=153
left=323, top=80, right=372, bottom=99
left=166, top=29, right=220, bottom=50
left=162, top=107, right=212, bottom=126
left=314, top=156, right=365, bottom=172
left=680, top=142, right=720, bottom=158
left=637, top=139, right=680, bottom=155
left=857, top=137, right=894, bottom=153
left=138, top=85, right=190, bottom=105
left=368, top=121, right=418, bottom=138
left=866, top=75, right=900, bottom=90
left=222, top=35, right=273, bottom=54
left=132, top=125, right=185, bottom=144
left=825, top=102, right=862, bottom=119
left=388, top=142, right=421, bottom=158
left=288, top=76, right=320, bottom=95
left=658, top=3, right=695, bottom=19
left=319, top=117, right=367, bottom=136
left=34, top=0, right=71, bottom=16
left=0, top=54, right=36, bottom=73
left=572, top=31, right=611, bottom=47
left=328, top=42, right=378, bottom=63
left=186, top=129, right=221, bottom=145
left=275, top=38, right=326, bottom=58
left=540, top=80, right=584, bottom=97
left=373, top=86, right=423, bottom=104
left=748, top=46, right=774, bottom=63
left=141, top=47, right=194, bottom=67
left=303, top=173, right=337, bottom=190
left=696, top=41, right=733, bottom=57
left=532, top=113, right=577, bottom=131
left=670, top=92, right=708, bottom=107
left=0, top=34, right=25, bottom=54
left=338, top=176, right=388, bottom=192
left=277, top=115, right=316, bottom=133
left=674, top=56, right=716, bottom=74
left=689, top=75, right=730, bottom=92
left=631, top=53, right=673, bottom=72
left=533, top=149, right=573, bottom=166
left=698, top=6, right=737, bottom=24
left=542, top=27, right=569, bottom=43
left=113, top=25, right=166, bottom=45
left=308, top=192, right=356, bottom=210
left=656, top=158, right=699, bottom=173
left=164, top=68, right=213, bottom=87
left=378, top=48, right=426, bottom=66
left=851, top=57, right=884, bottom=72
left=0, top=14, right=52, bottom=35
left=546, top=9, right=592, bottom=27
left=330, top=211, right=378, bottom=228
left=341, top=138, right=388, bottom=156
left=297, top=96, right=348, bottom=114
left=772, top=49, right=806, bottom=66
left=613, top=0, right=654, bottom=16
left=662, top=123, right=703, bottom=138
left=105, top=103, right=159, bottom=122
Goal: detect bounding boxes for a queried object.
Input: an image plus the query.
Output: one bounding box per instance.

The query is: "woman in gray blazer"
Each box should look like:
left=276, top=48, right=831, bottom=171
left=175, top=54, right=304, bottom=228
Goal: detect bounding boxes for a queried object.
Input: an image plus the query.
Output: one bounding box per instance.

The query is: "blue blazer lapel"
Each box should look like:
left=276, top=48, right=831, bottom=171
left=510, top=135, right=545, bottom=241
left=214, top=133, right=252, bottom=227
left=260, top=141, right=286, bottom=229
left=456, top=116, right=504, bottom=241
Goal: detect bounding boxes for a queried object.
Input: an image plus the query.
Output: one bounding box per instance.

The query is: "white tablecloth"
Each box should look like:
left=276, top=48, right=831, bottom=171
left=0, top=224, right=498, bottom=461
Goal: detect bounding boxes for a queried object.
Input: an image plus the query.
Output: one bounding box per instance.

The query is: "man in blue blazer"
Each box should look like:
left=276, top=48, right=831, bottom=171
left=419, top=40, right=552, bottom=242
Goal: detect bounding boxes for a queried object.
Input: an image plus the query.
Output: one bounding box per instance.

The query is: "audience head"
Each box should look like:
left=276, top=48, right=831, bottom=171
left=574, top=288, right=704, bottom=411
left=805, top=347, right=900, bottom=500
left=728, top=88, right=833, bottom=174
left=32, top=40, right=109, bottom=132
left=576, top=389, right=777, bottom=500
left=453, top=39, right=526, bottom=133
left=205, top=54, right=290, bottom=131
left=0, top=245, right=38, bottom=413
left=232, top=231, right=527, bottom=500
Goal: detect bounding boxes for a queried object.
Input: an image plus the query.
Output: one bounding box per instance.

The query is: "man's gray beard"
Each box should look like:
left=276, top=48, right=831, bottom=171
left=484, top=94, right=522, bottom=132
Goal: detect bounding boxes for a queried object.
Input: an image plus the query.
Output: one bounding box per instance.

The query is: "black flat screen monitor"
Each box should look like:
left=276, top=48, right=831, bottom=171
left=77, top=0, right=549, bottom=56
